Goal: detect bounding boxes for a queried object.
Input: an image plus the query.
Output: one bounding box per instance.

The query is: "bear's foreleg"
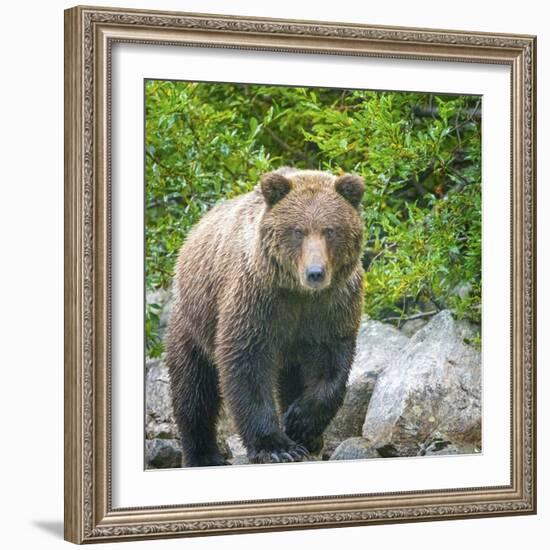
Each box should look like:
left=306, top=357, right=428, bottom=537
left=217, top=341, right=309, bottom=464
left=281, top=339, right=356, bottom=455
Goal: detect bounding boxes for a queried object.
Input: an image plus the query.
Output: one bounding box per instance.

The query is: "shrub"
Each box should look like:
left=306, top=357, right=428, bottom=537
left=145, top=80, right=481, bottom=357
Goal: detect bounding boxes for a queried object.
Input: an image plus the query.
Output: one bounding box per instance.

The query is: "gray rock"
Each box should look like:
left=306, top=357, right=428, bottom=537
left=362, top=310, right=481, bottom=457
left=146, top=288, right=171, bottom=307
left=145, top=359, right=178, bottom=440
left=348, top=318, right=409, bottom=384
left=230, top=455, right=251, bottom=466
left=216, top=407, right=236, bottom=459
left=226, top=434, right=247, bottom=458
left=400, top=317, right=429, bottom=337
left=145, top=356, right=160, bottom=373
left=330, top=437, right=380, bottom=461
left=456, top=319, right=481, bottom=343
left=322, top=373, right=376, bottom=458
left=421, top=436, right=480, bottom=456
left=145, top=439, right=182, bottom=469
left=319, top=319, right=409, bottom=458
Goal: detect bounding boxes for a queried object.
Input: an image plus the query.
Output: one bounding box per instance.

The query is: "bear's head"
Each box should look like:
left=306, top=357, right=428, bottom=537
left=259, top=168, right=365, bottom=292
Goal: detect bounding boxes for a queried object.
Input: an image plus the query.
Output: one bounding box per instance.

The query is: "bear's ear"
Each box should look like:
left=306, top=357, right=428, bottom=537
left=335, top=174, right=365, bottom=208
left=260, top=171, right=292, bottom=207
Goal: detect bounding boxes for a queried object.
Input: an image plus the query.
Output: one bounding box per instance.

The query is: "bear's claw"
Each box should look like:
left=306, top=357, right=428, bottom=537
left=249, top=443, right=309, bottom=464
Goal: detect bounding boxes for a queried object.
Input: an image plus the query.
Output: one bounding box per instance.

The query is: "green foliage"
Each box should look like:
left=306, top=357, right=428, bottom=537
left=145, top=80, right=481, bottom=357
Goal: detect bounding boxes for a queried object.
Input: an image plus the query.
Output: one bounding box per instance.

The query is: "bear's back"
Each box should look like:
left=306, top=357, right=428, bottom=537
left=177, top=188, right=264, bottom=275
left=170, top=189, right=265, bottom=350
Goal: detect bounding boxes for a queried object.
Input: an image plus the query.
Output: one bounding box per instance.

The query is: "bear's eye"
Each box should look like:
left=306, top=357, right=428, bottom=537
left=292, top=228, right=304, bottom=240
left=325, top=227, right=336, bottom=240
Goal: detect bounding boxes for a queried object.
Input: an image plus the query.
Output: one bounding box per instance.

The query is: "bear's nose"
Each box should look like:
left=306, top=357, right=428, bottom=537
left=306, top=265, right=325, bottom=284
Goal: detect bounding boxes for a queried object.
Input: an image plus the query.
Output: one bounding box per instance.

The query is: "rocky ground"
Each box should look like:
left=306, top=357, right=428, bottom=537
left=145, top=291, right=481, bottom=468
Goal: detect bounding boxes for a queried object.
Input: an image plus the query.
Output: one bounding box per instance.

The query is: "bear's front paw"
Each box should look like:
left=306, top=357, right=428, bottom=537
left=282, top=401, right=324, bottom=455
left=247, top=432, right=309, bottom=464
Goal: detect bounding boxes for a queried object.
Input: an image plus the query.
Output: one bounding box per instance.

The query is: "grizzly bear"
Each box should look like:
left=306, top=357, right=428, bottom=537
left=165, top=167, right=365, bottom=466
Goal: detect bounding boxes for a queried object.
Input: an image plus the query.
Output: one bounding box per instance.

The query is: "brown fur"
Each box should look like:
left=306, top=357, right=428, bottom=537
left=165, top=168, right=365, bottom=466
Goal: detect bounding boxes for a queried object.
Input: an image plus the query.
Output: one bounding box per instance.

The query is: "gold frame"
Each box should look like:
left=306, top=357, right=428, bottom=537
left=64, top=5, right=537, bottom=544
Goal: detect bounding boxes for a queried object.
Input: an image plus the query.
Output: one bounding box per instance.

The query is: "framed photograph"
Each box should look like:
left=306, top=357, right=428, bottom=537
left=64, top=5, right=537, bottom=544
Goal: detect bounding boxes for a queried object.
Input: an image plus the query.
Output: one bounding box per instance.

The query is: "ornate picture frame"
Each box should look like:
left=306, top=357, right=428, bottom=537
left=64, top=5, right=536, bottom=544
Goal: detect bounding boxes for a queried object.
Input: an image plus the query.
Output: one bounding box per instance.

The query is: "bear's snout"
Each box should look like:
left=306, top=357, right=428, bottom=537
left=299, top=234, right=331, bottom=291
left=306, top=264, right=326, bottom=285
